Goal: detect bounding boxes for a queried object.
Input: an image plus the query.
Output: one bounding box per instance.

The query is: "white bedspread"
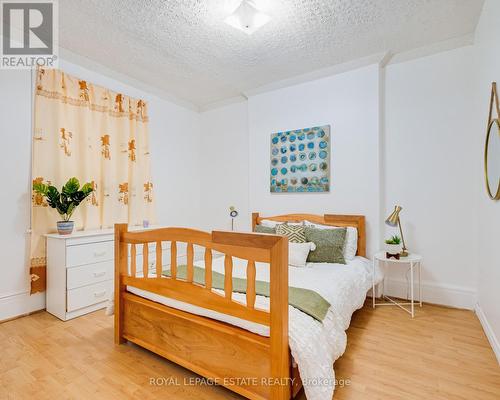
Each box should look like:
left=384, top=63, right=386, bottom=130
left=127, top=256, right=383, bottom=400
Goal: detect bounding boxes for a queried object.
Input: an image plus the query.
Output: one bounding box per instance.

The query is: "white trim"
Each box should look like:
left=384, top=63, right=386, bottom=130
left=475, top=303, right=500, bottom=365
left=199, top=95, right=248, bottom=112
left=387, top=33, right=474, bottom=65
left=0, top=291, right=45, bottom=322
left=383, top=278, right=477, bottom=310
left=242, top=52, right=387, bottom=98
left=59, top=47, right=200, bottom=112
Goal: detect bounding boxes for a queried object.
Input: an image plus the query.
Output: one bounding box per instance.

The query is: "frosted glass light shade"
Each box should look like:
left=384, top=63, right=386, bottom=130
left=224, top=1, right=271, bottom=34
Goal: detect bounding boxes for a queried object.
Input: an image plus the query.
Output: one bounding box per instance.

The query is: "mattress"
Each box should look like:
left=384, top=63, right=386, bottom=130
left=126, top=256, right=383, bottom=400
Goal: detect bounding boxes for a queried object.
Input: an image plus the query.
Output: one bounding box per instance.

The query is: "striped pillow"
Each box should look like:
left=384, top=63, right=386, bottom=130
left=276, top=223, right=306, bottom=243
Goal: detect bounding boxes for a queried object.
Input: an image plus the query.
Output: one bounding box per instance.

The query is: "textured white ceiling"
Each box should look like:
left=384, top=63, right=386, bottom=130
left=59, top=0, right=484, bottom=109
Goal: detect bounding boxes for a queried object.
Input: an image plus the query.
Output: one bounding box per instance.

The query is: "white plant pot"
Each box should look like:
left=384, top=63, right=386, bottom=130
left=385, top=243, right=401, bottom=254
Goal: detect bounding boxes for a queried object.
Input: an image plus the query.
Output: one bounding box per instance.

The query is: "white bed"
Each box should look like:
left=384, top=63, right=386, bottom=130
left=127, top=255, right=383, bottom=400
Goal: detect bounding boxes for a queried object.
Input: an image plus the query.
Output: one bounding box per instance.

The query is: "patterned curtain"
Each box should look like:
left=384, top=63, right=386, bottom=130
left=30, top=68, right=155, bottom=293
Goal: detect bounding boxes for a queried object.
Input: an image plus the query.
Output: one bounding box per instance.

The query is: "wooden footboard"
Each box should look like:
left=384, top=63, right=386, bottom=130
left=114, top=224, right=291, bottom=400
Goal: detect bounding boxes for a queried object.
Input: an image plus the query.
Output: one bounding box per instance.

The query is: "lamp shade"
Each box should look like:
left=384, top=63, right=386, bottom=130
left=385, top=205, right=402, bottom=227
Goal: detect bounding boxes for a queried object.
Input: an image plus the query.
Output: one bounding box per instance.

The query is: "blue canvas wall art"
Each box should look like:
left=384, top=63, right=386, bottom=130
left=270, top=125, right=330, bottom=193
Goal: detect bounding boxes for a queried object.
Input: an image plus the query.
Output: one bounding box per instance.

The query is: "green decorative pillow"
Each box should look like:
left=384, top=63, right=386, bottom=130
left=255, top=224, right=276, bottom=234
left=276, top=223, right=306, bottom=243
left=305, top=226, right=347, bottom=264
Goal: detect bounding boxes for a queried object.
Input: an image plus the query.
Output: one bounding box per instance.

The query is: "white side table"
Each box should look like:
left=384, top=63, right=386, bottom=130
left=372, top=251, right=422, bottom=318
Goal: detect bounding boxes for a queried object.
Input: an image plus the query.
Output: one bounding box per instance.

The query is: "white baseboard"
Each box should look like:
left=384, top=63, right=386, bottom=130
left=382, top=278, right=477, bottom=310
left=475, top=303, right=500, bottom=365
left=0, top=290, right=45, bottom=322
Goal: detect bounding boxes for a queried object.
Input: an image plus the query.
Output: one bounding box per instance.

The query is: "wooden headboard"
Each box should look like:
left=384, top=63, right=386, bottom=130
left=252, top=212, right=366, bottom=257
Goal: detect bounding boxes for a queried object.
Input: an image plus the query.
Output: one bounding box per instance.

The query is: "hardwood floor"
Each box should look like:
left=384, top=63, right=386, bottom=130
left=1, top=302, right=499, bottom=400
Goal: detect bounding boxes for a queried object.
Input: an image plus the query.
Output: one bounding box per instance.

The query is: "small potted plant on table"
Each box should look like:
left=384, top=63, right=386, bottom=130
left=385, top=235, right=402, bottom=255
left=33, top=177, right=94, bottom=235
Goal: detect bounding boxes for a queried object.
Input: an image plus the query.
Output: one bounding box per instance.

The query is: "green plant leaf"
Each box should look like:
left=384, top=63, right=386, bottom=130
left=80, top=182, right=94, bottom=196
left=62, top=177, right=80, bottom=196
left=33, top=182, right=48, bottom=195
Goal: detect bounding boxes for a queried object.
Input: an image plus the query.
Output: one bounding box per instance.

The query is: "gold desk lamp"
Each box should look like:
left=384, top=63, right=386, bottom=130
left=385, top=205, right=409, bottom=257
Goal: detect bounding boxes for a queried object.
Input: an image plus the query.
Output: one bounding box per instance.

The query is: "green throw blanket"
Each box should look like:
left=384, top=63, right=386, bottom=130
left=163, top=265, right=331, bottom=322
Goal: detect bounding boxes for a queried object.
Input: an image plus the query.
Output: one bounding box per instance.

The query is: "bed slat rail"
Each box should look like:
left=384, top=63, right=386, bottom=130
left=171, top=241, right=177, bottom=279
left=204, top=248, right=212, bottom=290
left=224, top=255, right=233, bottom=299
left=186, top=243, right=194, bottom=283
left=247, top=260, right=256, bottom=309
left=143, top=243, right=148, bottom=278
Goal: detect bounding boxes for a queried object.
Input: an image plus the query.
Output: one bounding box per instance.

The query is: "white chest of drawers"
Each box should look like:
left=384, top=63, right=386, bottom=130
left=45, top=226, right=203, bottom=321
left=46, top=230, right=116, bottom=321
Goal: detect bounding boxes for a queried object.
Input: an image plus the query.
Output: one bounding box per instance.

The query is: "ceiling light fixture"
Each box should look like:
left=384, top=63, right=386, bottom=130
left=224, top=0, right=271, bottom=35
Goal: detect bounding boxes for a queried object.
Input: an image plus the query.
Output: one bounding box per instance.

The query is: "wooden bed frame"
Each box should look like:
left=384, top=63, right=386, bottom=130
left=114, top=213, right=365, bottom=400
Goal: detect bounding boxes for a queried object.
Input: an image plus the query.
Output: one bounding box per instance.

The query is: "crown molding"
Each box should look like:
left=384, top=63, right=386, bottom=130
left=242, top=52, right=386, bottom=98
left=59, top=47, right=200, bottom=112
left=199, top=95, right=248, bottom=112
left=387, top=33, right=475, bottom=65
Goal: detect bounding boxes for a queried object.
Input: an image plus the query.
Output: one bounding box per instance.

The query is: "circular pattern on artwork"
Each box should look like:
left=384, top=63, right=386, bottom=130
left=290, top=154, right=297, bottom=162
left=281, top=156, right=288, bottom=164
left=309, top=163, right=317, bottom=172
left=271, top=179, right=276, bottom=186
left=298, top=143, right=305, bottom=151
left=272, top=148, right=279, bottom=156
left=281, top=167, right=288, bottom=175
left=317, top=130, right=325, bottom=138
left=280, top=135, right=287, bottom=142
left=320, top=177, right=329, bottom=184
left=290, top=165, right=297, bottom=173
left=289, top=134, right=296, bottom=142
left=319, top=150, right=328, bottom=159
left=290, top=178, right=298, bottom=185
left=310, top=177, right=319, bottom=184
left=309, top=152, right=316, bottom=160
left=307, top=132, right=315, bottom=140
left=299, top=153, right=306, bottom=161
left=298, top=132, right=305, bottom=141
left=280, top=146, right=287, bottom=154
left=319, top=140, right=328, bottom=149
left=289, top=144, right=297, bottom=152
left=307, top=142, right=315, bottom=149
left=301, top=177, right=308, bottom=184
left=271, top=168, right=278, bottom=176
left=271, top=158, right=278, bottom=166
left=299, top=163, right=307, bottom=172
left=320, top=162, right=328, bottom=170
left=272, top=136, right=279, bottom=144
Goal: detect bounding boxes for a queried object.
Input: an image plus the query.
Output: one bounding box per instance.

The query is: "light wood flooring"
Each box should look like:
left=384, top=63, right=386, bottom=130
left=1, top=302, right=499, bottom=400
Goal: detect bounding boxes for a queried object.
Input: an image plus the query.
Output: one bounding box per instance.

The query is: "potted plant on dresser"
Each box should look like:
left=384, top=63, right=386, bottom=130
left=385, top=235, right=402, bottom=255
left=33, top=177, right=94, bottom=235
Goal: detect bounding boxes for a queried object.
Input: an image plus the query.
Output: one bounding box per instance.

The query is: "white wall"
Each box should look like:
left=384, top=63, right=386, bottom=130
left=384, top=46, right=477, bottom=308
left=0, top=69, right=45, bottom=319
left=248, top=65, right=381, bottom=255
left=199, top=101, right=249, bottom=231
left=199, top=56, right=479, bottom=309
left=472, top=0, right=500, bottom=363
left=0, top=59, right=202, bottom=321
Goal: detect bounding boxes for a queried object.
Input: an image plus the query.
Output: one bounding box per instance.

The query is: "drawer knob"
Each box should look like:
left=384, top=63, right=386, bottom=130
left=94, top=251, right=107, bottom=257
left=93, top=271, right=106, bottom=278
left=94, top=291, right=106, bottom=298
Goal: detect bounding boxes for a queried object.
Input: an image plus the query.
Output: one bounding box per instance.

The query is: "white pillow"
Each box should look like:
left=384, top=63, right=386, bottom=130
left=289, top=242, right=316, bottom=268
left=304, top=220, right=358, bottom=261
left=260, top=219, right=303, bottom=228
